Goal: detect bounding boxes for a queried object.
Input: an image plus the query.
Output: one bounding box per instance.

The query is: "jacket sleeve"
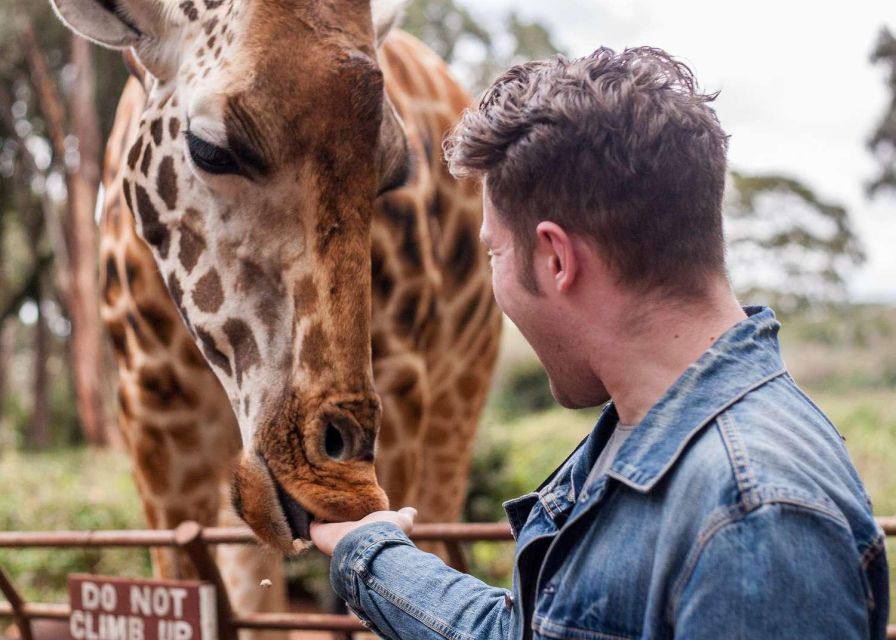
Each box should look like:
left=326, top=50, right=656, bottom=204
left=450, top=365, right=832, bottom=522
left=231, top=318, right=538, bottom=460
left=329, top=522, right=513, bottom=640
left=673, top=502, right=873, bottom=639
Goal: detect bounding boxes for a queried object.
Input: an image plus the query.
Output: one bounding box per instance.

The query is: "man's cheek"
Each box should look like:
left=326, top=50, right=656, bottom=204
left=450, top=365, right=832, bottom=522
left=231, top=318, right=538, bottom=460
left=490, top=271, right=508, bottom=314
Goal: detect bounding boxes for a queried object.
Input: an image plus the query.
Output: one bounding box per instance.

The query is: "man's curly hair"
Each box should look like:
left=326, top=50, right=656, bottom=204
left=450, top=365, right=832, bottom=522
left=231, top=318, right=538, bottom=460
left=445, top=46, right=730, bottom=297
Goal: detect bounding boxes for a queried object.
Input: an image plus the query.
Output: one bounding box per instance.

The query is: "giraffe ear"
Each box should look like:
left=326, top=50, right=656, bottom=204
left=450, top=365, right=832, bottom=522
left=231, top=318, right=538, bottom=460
left=371, top=0, right=410, bottom=46
left=376, top=94, right=410, bottom=195
left=50, top=0, right=143, bottom=49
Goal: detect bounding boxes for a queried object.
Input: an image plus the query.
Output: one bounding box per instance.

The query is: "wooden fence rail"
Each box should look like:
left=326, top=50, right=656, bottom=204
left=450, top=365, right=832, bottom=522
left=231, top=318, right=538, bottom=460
left=0, top=518, right=894, bottom=639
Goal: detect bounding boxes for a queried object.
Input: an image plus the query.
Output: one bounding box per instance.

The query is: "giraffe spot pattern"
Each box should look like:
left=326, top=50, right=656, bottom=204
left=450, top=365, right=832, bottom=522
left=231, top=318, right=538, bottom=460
left=127, top=139, right=143, bottom=171
left=180, top=463, right=214, bottom=490
left=103, top=255, right=121, bottom=306
left=157, top=156, right=178, bottom=209
left=117, top=385, right=133, bottom=418
left=449, top=226, right=477, bottom=286
left=180, top=338, right=206, bottom=369
left=202, top=16, right=219, bottom=35
left=126, top=312, right=148, bottom=349
left=134, top=184, right=171, bottom=258
left=124, top=251, right=143, bottom=298
left=150, top=118, right=165, bottom=146
left=384, top=200, right=422, bottom=270
left=135, top=429, right=169, bottom=494
left=394, top=287, right=422, bottom=340
left=179, top=1, right=198, bottom=22
left=237, top=260, right=281, bottom=339
left=107, top=319, right=128, bottom=364
left=167, top=272, right=185, bottom=310
left=168, top=117, right=181, bottom=140
left=300, top=322, right=328, bottom=375
left=136, top=300, right=176, bottom=345
left=178, top=222, right=206, bottom=273
left=122, top=178, right=134, bottom=214
left=195, top=326, right=232, bottom=377
left=138, top=363, right=199, bottom=410
left=193, top=269, right=224, bottom=313
left=223, top=318, right=260, bottom=387
left=140, top=142, right=153, bottom=176
left=169, top=422, right=201, bottom=452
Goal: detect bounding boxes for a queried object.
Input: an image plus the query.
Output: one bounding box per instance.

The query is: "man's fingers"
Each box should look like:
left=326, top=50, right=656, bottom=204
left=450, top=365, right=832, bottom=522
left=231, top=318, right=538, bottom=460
left=398, top=506, right=418, bottom=520
left=309, top=508, right=419, bottom=557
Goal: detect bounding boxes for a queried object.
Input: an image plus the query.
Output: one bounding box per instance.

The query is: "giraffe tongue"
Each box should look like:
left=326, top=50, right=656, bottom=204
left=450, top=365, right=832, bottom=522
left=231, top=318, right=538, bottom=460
left=274, top=480, right=312, bottom=541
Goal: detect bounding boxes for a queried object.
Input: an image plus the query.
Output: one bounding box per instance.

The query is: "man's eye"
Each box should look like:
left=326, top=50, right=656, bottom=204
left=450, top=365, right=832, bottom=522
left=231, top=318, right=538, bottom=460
left=186, top=130, right=240, bottom=175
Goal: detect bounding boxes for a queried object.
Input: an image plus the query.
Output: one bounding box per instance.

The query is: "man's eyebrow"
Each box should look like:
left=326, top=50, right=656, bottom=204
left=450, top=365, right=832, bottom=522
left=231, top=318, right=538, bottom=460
left=224, top=98, right=272, bottom=176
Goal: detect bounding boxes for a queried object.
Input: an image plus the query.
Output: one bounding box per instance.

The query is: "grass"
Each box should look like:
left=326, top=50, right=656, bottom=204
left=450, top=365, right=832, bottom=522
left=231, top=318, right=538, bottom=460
left=0, top=448, right=150, bottom=604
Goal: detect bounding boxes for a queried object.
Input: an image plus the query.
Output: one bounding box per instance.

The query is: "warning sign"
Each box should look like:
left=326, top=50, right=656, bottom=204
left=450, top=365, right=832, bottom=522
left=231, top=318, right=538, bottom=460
left=68, top=575, right=217, bottom=640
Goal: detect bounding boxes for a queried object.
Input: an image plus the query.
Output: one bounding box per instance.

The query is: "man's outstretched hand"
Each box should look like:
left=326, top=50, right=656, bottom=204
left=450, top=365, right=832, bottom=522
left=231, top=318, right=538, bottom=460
left=310, top=507, right=418, bottom=557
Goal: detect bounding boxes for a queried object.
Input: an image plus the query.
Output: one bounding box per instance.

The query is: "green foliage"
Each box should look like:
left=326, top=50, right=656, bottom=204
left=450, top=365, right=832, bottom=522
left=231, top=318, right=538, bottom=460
left=402, top=0, right=493, bottom=65
left=0, top=448, right=150, bottom=603
left=869, top=26, right=896, bottom=197
left=403, top=0, right=566, bottom=94
left=725, top=171, right=865, bottom=312
left=489, top=358, right=555, bottom=423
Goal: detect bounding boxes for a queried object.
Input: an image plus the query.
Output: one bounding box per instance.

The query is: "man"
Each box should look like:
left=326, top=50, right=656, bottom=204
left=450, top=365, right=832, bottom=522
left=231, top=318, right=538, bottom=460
left=311, top=47, right=889, bottom=639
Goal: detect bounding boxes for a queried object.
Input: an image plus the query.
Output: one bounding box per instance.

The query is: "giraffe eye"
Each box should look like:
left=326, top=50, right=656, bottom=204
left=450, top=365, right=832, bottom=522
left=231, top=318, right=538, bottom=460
left=186, top=130, right=241, bottom=175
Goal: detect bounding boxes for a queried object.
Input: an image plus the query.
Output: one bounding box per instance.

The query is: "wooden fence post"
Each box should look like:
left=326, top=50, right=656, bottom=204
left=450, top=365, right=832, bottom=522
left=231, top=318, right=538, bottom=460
left=0, top=566, right=33, bottom=640
left=175, top=521, right=238, bottom=640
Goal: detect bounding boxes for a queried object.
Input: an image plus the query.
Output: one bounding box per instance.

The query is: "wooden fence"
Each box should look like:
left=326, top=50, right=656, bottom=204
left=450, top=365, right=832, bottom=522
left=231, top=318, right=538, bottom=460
left=0, top=518, right=894, bottom=639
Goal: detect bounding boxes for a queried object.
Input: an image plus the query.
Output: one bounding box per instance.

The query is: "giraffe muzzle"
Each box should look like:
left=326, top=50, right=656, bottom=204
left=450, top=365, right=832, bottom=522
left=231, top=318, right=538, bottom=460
left=273, top=474, right=313, bottom=541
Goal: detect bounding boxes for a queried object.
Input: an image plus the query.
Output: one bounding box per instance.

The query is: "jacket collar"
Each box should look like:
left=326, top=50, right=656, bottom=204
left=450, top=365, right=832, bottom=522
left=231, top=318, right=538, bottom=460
left=603, top=306, right=787, bottom=492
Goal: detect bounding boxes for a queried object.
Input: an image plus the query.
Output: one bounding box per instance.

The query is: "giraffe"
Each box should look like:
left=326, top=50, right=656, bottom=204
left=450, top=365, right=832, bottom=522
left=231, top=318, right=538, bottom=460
left=51, top=0, right=502, bottom=631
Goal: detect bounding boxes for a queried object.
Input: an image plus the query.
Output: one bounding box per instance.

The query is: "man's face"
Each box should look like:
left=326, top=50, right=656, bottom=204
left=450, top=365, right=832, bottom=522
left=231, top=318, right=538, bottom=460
left=481, top=191, right=609, bottom=409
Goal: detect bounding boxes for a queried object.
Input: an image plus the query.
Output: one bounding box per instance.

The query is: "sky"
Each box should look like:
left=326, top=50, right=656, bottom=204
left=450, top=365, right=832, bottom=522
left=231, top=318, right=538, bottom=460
left=463, top=0, right=896, bottom=302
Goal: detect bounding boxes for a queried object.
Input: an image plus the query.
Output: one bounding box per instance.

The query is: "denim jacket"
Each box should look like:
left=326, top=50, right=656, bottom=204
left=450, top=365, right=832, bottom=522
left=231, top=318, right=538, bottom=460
left=330, top=307, right=889, bottom=639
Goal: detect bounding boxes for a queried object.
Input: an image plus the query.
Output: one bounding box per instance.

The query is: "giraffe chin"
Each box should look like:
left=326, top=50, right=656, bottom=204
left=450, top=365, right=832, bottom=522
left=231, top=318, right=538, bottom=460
left=232, top=450, right=389, bottom=554
left=232, top=452, right=311, bottom=554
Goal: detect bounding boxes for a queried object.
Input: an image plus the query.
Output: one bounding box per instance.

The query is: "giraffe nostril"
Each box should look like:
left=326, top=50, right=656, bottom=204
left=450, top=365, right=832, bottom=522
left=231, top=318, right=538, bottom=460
left=324, top=423, right=346, bottom=460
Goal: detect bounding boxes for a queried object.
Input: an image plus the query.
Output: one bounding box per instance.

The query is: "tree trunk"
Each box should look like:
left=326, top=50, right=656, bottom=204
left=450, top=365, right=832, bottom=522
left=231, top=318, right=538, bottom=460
left=0, top=210, right=8, bottom=452
left=21, top=19, right=109, bottom=446
left=31, top=280, right=51, bottom=449
left=66, top=35, right=108, bottom=446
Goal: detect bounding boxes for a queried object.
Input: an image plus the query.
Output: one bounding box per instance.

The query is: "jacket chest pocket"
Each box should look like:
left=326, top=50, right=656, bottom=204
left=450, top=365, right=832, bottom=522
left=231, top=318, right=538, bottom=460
left=530, top=519, right=650, bottom=640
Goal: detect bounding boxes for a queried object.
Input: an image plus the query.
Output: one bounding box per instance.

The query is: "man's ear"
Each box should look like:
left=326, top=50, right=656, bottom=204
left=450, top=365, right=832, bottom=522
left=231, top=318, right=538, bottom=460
left=50, top=0, right=143, bottom=50
left=536, top=222, right=578, bottom=293
left=371, top=0, right=410, bottom=46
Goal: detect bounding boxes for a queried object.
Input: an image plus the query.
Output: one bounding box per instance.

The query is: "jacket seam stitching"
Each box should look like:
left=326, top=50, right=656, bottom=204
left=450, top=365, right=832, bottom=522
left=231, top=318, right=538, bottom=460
left=532, top=614, right=635, bottom=640
left=615, top=367, right=787, bottom=492
left=668, top=498, right=854, bottom=620
left=350, top=536, right=412, bottom=573
left=717, top=413, right=759, bottom=507
left=860, top=533, right=887, bottom=569
left=357, top=570, right=480, bottom=640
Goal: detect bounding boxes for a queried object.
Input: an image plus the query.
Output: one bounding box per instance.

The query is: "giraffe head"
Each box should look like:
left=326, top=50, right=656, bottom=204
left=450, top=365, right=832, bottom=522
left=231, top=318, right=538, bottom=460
left=52, top=0, right=412, bottom=551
